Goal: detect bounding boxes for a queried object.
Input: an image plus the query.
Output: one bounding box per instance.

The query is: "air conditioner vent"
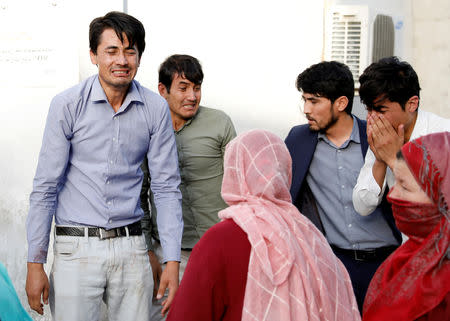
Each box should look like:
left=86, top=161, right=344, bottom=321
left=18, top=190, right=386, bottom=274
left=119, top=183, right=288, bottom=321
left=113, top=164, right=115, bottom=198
left=324, top=5, right=369, bottom=89
left=330, top=14, right=362, bottom=83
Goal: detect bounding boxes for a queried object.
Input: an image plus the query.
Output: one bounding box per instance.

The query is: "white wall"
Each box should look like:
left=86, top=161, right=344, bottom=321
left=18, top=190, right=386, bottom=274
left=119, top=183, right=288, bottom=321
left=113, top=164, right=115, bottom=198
left=0, top=1, right=79, bottom=319
left=123, top=0, right=324, bottom=136
left=412, top=0, right=450, bottom=118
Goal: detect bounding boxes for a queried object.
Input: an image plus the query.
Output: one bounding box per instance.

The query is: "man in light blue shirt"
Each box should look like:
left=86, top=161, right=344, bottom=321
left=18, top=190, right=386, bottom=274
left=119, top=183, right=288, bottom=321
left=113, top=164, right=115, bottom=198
left=25, top=12, right=182, bottom=320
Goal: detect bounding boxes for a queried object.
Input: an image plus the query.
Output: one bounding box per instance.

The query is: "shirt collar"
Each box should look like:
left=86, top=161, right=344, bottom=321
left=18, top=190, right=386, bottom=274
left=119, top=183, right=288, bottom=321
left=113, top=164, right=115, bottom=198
left=90, top=76, right=144, bottom=109
left=410, top=109, right=424, bottom=141
left=174, top=106, right=200, bottom=133
left=348, top=115, right=361, bottom=144
left=317, top=115, right=360, bottom=146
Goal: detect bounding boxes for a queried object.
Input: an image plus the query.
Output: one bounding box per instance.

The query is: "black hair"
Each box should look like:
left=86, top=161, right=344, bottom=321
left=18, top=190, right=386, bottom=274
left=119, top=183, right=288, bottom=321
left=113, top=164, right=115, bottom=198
left=296, top=61, right=354, bottom=114
left=159, top=54, right=204, bottom=93
left=359, top=56, right=421, bottom=111
left=89, top=11, right=145, bottom=58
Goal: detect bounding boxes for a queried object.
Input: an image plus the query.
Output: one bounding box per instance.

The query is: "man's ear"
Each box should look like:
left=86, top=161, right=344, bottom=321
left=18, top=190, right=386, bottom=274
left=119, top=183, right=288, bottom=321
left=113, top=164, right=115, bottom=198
left=158, top=83, right=168, bottom=97
left=89, top=50, right=97, bottom=66
left=334, top=96, right=349, bottom=113
left=406, top=96, right=419, bottom=113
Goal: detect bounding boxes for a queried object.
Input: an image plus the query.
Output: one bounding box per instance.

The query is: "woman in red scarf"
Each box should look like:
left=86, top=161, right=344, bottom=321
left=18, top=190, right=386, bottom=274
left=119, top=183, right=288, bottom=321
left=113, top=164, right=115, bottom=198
left=363, top=131, right=450, bottom=321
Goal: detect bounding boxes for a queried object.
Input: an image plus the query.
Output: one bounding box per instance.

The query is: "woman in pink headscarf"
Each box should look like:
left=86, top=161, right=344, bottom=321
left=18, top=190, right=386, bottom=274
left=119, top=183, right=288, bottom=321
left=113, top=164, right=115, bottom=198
left=167, top=129, right=360, bottom=321
left=363, top=131, right=450, bottom=321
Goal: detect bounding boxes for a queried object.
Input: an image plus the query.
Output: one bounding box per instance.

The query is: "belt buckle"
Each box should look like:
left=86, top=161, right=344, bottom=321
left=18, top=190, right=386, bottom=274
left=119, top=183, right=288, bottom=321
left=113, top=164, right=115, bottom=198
left=354, top=250, right=365, bottom=261
left=354, top=249, right=376, bottom=261
left=99, top=228, right=118, bottom=239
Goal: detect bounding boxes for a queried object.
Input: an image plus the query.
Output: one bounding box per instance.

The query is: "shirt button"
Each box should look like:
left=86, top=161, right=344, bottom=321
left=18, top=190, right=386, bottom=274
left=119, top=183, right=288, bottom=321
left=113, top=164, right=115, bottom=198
left=110, top=160, right=113, bottom=164
left=353, top=244, right=357, bottom=249
left=107, top=201, right=111, bottom=205
left=106, top=180, right=110, bottom=185
left=341, top=185, right=345, bottom=189
left=112, top=137, right=116, bottom=142
left=108, top=219, right=112, bottom=223
left=348, top=224, right=352, bottom=228
left=338, top=166, right=343, bottom=170
left=344, top=205, right=348, bottom=209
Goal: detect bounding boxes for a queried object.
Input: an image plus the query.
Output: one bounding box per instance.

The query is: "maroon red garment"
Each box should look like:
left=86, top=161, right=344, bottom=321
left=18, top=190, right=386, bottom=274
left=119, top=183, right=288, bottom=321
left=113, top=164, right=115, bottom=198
left=363, top=132, right=450, bottom=321
left=167, top=219, right=251, bottom=321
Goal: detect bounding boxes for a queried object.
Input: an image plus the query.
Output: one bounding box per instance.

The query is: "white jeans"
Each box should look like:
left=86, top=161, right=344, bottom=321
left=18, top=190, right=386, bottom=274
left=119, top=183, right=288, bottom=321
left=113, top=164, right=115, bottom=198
left=49, top=232, right=153, bottom=321
left=149, top=241, right=190, bottom=321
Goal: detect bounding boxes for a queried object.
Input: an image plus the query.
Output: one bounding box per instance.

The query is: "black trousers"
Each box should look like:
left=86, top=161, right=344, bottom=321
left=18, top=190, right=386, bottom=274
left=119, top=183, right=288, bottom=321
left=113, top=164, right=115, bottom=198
left=333, top=249, right=392, bottom=315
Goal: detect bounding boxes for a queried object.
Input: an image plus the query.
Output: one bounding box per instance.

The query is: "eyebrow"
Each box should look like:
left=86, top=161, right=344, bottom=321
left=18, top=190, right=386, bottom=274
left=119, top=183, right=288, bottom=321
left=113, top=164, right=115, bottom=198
left=302, top=95, right=320, bottom=101
left=104, top=45, right=136, bottom=51
left=371, top=104, right=387, bottom=111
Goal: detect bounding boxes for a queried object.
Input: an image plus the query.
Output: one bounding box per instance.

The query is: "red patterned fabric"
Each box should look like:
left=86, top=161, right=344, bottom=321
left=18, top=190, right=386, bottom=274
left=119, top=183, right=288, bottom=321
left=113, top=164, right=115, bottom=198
left=363, top=132, right=450, bottom=321
left=219, top=130, right=360, bottom=321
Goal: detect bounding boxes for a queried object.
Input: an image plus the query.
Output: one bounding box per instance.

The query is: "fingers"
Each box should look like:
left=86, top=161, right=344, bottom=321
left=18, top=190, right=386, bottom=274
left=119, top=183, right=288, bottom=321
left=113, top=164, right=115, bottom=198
left=158, top=261, right=179, bottom=316
left=43, top=282, right=50, bottom=305
left=156, top=277, right=167, bottom=300
left=152, top=270, right=159, bottom=298
left=368, top=114, right=386, bottom=141
left=26, top=263, right=49, bottom=315
left=26, top=282, right=44, bottom=315
left=148, top=250, right=162, bottom=299
left=397, top=123, right=405, bottom=141
left=367, top=113, right=405, bottom=167
left=161, top=284, right=176, bottom=316
left=27, top=293, right=44, bottom=315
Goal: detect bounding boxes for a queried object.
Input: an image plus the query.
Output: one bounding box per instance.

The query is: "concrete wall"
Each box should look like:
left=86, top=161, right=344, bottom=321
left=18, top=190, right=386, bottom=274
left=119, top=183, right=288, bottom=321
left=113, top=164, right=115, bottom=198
left=412, top=0, right=450, bottom=118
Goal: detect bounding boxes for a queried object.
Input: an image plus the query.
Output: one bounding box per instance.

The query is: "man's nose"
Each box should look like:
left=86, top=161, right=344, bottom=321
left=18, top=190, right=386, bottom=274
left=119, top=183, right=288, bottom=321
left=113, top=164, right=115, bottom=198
left=187, top=88, right=197, bottom=101
left=303, top=102, right=311, bottom=114
left=116, top=52, right=128, bottom=65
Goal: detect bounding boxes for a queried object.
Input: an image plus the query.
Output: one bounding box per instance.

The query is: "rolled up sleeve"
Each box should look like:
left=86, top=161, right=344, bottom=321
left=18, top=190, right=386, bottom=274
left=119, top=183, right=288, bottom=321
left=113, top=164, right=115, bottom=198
left=352, top=149, right=386, bottom=216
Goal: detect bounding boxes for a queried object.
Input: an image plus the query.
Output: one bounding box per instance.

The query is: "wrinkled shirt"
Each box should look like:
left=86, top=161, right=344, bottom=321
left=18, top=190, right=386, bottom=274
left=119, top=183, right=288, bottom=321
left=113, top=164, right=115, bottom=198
left=27, top=75, right=183, bottom=263
left=141, top=106, right=236, bottom=250
left=307, top=116, right=398, bottom=249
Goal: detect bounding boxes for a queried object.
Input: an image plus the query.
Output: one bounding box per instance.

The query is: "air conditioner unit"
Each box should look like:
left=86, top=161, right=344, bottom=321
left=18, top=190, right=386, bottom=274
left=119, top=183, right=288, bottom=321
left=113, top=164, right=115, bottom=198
left=324, top=5, right=370, bottom=88
left=323, top=1, right=410, bottom=117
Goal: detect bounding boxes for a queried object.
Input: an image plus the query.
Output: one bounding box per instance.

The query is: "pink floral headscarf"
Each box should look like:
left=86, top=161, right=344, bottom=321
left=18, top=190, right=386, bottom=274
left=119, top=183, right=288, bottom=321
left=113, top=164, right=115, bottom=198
left=219, top=129, right=360, bottom=321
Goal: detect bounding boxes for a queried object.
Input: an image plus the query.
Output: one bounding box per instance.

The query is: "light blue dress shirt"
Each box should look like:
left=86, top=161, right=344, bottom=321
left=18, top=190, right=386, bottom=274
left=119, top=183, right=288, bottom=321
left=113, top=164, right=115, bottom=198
left=27, top=75, right=183, bottom=263
left=306, top=116, right=398, bottom=250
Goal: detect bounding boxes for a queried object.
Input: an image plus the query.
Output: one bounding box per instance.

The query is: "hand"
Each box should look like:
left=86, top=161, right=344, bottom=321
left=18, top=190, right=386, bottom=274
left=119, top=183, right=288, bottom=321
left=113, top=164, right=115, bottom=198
left=157, top=260, right=179, bottom=316
left=26, top=262, right=49, bottom=315
left=367, top=112, right=404, bottom=169
left=148, top=250, right=162, bottom=298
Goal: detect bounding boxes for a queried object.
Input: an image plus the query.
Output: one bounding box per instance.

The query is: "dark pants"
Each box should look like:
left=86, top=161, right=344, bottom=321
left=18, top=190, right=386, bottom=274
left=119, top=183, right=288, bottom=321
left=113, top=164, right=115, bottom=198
left=332, top=248, right=395, bottom=315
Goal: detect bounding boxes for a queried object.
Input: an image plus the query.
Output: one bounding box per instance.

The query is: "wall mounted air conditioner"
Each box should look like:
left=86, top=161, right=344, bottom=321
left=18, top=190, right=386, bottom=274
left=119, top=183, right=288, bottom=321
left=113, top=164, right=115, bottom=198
left=323, top=0, right=411, bottom=117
